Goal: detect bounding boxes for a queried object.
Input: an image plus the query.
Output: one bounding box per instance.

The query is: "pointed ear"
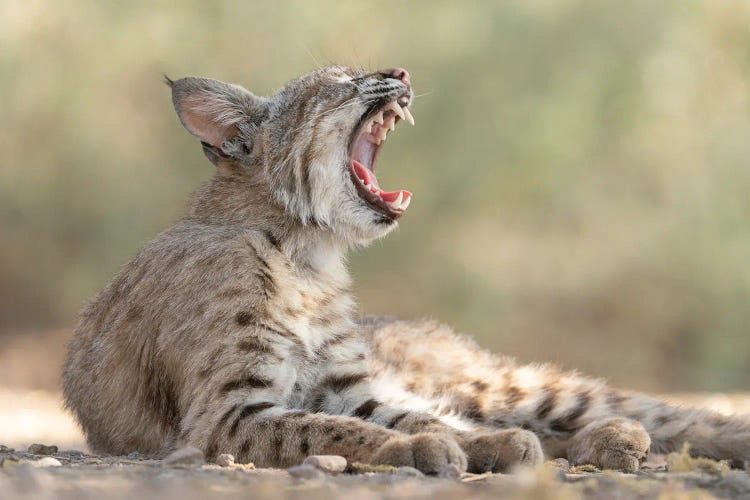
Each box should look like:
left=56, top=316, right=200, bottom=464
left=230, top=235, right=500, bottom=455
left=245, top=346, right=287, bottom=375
left=167, top=76, right=265, bottom=149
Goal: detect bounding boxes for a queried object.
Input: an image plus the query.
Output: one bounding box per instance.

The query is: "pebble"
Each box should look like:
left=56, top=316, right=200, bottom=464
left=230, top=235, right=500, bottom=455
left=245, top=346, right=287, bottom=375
left=126, top=452, right=141, bottom=460
left=30, top=457, right=62, bottom=468
left=303, top=455, right=347, bottom=473
left=287, top=463, right=325, bottom=480
left=439, top=463, right=462, bottom=481
left=216, top=454, right=235, bottom=467
left=0, top=445, right=14, bottom=453
left=163, top=447, right=205, bottom=466
left=397, top=466, right=425, bottom=478
left=60, top=450, right=84, bottom=457
left=549, top=458, right=570, bottom=471
left=28, top=443, right=58, bottom=455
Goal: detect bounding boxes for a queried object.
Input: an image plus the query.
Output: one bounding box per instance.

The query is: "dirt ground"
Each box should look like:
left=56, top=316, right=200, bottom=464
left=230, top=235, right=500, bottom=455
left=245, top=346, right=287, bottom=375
left=1, top=389, right=749, bottom=499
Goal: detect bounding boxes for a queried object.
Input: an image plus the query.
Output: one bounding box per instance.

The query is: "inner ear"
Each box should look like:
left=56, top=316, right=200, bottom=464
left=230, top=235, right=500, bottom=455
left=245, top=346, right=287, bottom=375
left=169, top=77, right=262, bottom=149
left=177, top=94, right=239, bottom=148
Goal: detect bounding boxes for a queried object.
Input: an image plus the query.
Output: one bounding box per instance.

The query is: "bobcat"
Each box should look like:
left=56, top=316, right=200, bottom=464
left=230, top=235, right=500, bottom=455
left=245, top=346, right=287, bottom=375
left=63, top=65, right=750, bottom=474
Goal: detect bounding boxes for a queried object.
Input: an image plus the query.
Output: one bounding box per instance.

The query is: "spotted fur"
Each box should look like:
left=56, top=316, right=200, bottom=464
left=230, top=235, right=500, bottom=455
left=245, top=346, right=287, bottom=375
left=63, top=66, right=749, bottom=474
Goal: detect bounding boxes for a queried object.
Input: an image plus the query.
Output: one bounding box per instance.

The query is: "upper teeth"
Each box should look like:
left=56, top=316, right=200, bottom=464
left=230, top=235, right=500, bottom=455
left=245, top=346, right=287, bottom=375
left=386, top=101, right=406, bottom=121
left=403, top=107, right=414, bottom=126
left=363, top=101, right=415, bottom=143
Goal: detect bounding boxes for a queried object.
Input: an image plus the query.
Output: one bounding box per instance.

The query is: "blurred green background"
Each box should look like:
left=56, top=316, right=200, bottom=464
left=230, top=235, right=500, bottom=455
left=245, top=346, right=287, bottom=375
left=2, top=0, right=750, bottom=392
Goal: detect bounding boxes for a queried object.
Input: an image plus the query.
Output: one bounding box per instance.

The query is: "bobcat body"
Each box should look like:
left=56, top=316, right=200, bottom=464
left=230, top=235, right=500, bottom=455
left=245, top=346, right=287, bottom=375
left=63, top=66, right=750, bottom=474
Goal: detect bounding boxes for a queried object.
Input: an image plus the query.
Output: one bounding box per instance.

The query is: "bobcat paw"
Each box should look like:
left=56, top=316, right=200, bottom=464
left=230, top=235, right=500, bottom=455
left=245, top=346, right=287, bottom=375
left=465, top=429, right=544, bottom=473
left=568, top=418, right=651, bottom=473
left=371, top=433, right=467, bottom=475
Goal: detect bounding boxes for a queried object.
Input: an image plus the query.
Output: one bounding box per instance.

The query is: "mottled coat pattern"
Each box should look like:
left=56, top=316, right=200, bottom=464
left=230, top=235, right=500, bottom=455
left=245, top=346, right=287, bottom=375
left=63, top=66, right=750, bottom=474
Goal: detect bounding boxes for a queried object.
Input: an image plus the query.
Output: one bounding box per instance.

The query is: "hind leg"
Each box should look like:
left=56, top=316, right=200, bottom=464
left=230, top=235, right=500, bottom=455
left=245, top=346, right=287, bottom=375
left=366, top=318, right=749, bottom=470
left=567, top=417, right=651, bottom=473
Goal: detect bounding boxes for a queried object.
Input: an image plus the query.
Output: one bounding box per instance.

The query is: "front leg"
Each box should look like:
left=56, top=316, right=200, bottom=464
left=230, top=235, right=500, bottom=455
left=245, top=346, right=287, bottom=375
left=187, top=399, right=465, bottom=474
left=179, top=327, right=465, bottom=474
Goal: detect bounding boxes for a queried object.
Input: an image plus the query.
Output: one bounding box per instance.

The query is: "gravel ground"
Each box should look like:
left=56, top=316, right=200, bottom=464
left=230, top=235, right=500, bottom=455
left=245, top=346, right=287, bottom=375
left=1, top=390, right=749, bottom=499
left=1, top=445, right=749, bottom=499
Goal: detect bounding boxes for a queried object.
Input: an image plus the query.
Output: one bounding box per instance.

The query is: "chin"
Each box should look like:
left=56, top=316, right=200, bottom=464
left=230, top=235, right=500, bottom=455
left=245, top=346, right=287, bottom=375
left=331, top=201, right=399, bottom=247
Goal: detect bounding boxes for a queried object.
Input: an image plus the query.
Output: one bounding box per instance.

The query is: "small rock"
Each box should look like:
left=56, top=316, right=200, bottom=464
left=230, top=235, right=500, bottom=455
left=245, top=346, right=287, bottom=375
left=547, top=458, right=570, bottom=471
left=303, top=455, right=347, bottom=473
left=126, top=452, right=141, bottom=459
left=28, top=443, right=58, bottom=455
left=397, top=466, right=425, bottom=478
left=216, top=454, right=235, bottom=467
left=163, top=447, right=205, bottom=466
left=439, top=463, right=462, bottom=481
left=0, top=445, right=15, bottom=453
left=30, top=457, right=62, bottom=468
left=60, top=450, right=84, bottom=457
left=287, top=463, right=325, bottom=480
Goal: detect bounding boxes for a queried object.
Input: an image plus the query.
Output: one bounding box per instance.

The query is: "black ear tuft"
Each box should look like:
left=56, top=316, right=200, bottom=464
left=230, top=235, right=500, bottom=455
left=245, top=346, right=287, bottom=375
left=163, top=75, right=174, bottom=88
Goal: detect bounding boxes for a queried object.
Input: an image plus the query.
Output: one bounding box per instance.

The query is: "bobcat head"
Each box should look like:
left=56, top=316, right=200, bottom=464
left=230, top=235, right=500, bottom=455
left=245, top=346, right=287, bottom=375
left=168, top=66, right=414, bottom=245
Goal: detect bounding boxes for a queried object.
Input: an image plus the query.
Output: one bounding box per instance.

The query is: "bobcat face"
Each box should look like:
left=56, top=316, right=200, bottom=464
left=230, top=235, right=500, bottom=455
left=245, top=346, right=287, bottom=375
left=169, top=65, right=414, bottom=244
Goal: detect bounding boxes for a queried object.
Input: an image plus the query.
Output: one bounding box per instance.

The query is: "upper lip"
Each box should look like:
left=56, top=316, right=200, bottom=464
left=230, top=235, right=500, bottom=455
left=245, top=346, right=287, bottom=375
left=348, top=91, right=414, bottom=220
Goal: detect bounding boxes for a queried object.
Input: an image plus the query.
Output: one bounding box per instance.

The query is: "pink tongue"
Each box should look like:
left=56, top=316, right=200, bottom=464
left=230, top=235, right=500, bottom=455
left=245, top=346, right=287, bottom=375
left=352, top=160, right=377, bottom=187
left=352, top=160, right=412, bottom=202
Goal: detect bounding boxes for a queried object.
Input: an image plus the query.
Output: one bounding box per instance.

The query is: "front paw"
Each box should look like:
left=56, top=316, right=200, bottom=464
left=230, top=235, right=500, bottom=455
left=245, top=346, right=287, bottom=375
left=371, top=433, right=468, bottom=475
left=465, top=429, right=544, bottom=473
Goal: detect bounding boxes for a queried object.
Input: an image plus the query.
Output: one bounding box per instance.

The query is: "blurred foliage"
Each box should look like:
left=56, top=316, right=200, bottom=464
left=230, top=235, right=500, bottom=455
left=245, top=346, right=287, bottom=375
left=2, top=0, right=750, bottom=391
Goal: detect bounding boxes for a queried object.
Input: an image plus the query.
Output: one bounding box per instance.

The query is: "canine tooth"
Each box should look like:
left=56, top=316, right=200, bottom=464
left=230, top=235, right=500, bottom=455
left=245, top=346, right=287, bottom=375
left=403, top=107, right=415, bottom=126
left=388, top=119, right=396, bottom=131
left=389, top=101, right=406, bottom=121
left=392, top=192, right=404, bottom=208
left=400, top=196, right=411, bottom=210
left=365, top=121, right=372, bottom=134
left=373, top=112, right=384, bottom=125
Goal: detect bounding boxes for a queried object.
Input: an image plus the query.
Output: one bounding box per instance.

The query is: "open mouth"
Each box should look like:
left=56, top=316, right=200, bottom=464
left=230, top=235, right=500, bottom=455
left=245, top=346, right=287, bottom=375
left=349, top=98, right=414, bottom=220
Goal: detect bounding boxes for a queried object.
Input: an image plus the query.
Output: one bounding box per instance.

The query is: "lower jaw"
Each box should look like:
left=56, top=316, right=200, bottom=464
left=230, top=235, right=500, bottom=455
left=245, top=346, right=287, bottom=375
left=349, top=171, right=401, bottom=221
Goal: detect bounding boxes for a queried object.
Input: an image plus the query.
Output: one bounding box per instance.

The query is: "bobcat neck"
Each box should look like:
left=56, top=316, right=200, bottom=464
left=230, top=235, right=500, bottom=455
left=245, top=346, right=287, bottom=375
left=189, top=171, right=350, bottom=281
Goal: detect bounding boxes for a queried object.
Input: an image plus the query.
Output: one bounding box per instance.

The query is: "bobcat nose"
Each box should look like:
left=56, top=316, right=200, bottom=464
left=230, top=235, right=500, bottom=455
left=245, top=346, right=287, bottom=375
left=388, top=67, right=411, bottom=88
